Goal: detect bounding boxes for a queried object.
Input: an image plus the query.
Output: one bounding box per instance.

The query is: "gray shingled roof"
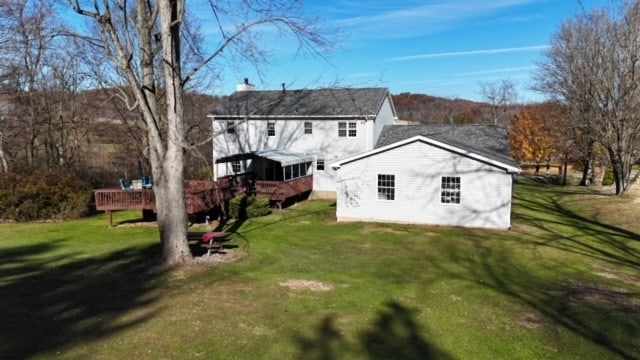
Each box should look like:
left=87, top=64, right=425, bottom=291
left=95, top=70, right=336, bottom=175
left=375, top=125, right=519, bottom=169
left=211, top=88, right=390, bottom=118
left=216, top=149, right=313, bottom=166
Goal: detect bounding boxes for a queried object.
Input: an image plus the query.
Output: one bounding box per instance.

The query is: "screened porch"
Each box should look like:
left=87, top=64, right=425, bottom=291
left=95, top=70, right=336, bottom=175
left=215, top=149, right=314, bottom=205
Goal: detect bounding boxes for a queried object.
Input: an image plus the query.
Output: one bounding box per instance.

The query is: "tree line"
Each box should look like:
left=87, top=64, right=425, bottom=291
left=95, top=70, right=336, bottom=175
left=534, top=0, right=640, bottom=195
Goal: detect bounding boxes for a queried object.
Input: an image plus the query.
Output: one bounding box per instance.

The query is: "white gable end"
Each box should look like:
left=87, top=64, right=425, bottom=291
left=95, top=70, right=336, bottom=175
left=334, top=140, right=515, bottom=229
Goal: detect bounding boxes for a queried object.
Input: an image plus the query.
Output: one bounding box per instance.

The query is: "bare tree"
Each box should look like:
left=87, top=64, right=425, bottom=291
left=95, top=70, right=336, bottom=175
left=0, top=0, right=95, bottom=170
left=479, top=79, right=517, bottom=125
left=66, top=0, right=332, bottom=265
left=535, top=2, right=640, bottom=195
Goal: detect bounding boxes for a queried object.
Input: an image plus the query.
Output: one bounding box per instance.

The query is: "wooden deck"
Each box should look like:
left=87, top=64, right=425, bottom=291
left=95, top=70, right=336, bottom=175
left=255, top=176, right=313, bottom=203
left=95, top=180, right=224, bottom=226
left=94, top=176, right=313, bottom=225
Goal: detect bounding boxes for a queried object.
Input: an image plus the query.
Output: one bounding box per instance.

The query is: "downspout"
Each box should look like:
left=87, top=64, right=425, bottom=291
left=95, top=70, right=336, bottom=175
left=365, top=115, right=371, bottom=150
left=210, top=115, right=216, bottom=180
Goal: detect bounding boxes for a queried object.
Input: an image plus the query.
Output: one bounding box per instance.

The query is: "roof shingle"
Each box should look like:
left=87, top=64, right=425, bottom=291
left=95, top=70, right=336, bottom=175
left=211, top=88, right=390, bottom=118
left=375, top=125, right=519, bottom=169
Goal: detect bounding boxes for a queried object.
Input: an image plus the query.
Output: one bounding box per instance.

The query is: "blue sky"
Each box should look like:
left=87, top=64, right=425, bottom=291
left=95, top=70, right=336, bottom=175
left=207, top=0, right=610, bottom=103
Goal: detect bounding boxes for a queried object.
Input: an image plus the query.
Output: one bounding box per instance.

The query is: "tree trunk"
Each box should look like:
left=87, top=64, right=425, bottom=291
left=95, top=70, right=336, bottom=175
left=609, top=148, right=630, bottom=195
left=156, top=0, right=191, bottom=264
left=562, top=152, right=568, bottom=186
left=580, top=142, right=594, bottom=186
left=0, top=129, right=8, bottom=172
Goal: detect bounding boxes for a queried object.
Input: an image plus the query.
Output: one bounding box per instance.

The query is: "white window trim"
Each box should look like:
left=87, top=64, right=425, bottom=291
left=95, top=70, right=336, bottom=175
left=376, top=173, right=396, bottom=201
left=338, top=122, right=347, bottom=137
left=348, top=122, right=357, bottom=137
left=231, top=160, right=241, bottom=173
left=440, top=176, right=461, bottom=204
left=267, top=122, right=275, bottom=137
left=338, top=121, right=357, bottom=137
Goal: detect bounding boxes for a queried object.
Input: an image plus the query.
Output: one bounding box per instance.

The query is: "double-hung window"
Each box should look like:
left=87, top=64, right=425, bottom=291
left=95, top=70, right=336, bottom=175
left=440, top=176, right=461, bottom=204
left=304, top=121, right=313, bottom=134
left=267, top=122, right=275, bottom=137
left=338, top=121, right=357, bottom=137
left=377, top=174, right=395, bottom=200
left=348, top=122, right=357, bottom=137
left=316, top=158, right=325, bottom=171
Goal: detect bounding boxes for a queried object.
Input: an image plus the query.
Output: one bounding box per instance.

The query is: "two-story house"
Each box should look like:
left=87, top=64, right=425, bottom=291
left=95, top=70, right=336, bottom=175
left=209, top=83, right=397, bottom=197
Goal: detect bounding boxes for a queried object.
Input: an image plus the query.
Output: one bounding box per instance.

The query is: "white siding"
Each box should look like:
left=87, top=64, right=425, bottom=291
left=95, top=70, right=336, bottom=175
left=335, top=140, right=514, bottom=229
left=372, top=96, right=396, bottom=144
left=212, top=99, right=396, bottom=192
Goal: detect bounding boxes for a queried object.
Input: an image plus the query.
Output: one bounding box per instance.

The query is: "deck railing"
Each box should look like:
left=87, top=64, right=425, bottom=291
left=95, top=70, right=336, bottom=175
left=184, top=181, right=219, bottom=214
left=94, top=176, right=313, bottom=216
left=95, top=188, right=156, bottom=211
left=256, top=175, right=313, bottom=202
left=94, top=180, right=221, bottom=214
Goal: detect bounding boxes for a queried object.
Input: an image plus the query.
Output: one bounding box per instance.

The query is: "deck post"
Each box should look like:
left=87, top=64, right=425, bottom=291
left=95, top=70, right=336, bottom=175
left=108, top=210, right=113, bottom=227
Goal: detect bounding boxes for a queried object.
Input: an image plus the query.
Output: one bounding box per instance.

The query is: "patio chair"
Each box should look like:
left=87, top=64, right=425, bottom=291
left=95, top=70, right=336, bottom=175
left=142, top=176, right=153, bottom=189
left=119, top=178, right=132, bottom=190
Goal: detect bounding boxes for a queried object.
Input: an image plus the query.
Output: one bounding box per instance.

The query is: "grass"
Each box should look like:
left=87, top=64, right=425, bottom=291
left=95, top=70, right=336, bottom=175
left=0, top=179, right=639, bottom=359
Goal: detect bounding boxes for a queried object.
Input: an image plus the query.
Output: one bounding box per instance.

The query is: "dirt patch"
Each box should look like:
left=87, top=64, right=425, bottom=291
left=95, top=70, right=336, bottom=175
left=518, top=313, right=544, bottom=329
left=166, top=250, right=246, bottom=278
left=191, top=250, right=245, bottom=265
left=279, top=279, right=333, bottom=292
left=360, top=225, right=408, bottom=235
left=116, top=221, right=158, bottom=228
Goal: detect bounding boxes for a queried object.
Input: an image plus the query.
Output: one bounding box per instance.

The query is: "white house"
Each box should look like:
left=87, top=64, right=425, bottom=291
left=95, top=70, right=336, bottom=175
left=209, top=83, right=397, bottom=197
left=330, top=125, right=521, bottom=229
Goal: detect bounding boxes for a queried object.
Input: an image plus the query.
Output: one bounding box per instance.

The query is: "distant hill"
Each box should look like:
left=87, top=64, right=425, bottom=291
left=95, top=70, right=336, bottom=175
left=392, top=92, right=517, bottom=126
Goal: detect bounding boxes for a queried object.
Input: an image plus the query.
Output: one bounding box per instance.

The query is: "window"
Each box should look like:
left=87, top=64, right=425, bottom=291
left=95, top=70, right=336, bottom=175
left=226, top=121, right=235, bottom=134
left=441, top=176, right=461, bottom=204
left=377, top=174, right=395, bottom=200
left=302, top=162, right=311, bottom=176
left=348, top=122, right=357, bottom=137
left=338, top=121, right=357, bottom=137
left=304, top=121, right=312, bottom=134
left=231, top=160, right=241, bottom=173
left=267, top=122, right=275, bottom=137
left=316, top=158, right=325, bottom=171
left=338, top=122, right=346, bottom=137
left=284, top=165, right=292, bottom=180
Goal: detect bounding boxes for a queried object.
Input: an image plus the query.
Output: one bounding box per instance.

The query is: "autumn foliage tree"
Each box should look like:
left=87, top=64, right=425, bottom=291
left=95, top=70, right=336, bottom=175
left=509, top=103, right=562, bottom=171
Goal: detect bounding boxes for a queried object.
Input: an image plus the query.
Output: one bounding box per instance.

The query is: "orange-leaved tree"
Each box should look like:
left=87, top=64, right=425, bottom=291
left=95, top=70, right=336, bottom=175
left=509, top=103, right=563, bottom=169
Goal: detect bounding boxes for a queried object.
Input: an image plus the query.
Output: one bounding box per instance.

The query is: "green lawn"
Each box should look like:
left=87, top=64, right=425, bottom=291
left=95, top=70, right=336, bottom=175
left=1, top=180, right=639, bottom=359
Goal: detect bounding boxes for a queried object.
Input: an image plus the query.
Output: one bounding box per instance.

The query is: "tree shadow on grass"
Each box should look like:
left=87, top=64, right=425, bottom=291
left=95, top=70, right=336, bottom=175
left=512, top=183, right=640, bottom=270
left=432, top=182, right=640, bottom=358
left=295, top=301, right=452, bottom=360
left=433, top=239, right=640, bottom=359
left=202, top=203, right=334, bottom=258
left=0, top=241, right=164, bottom=359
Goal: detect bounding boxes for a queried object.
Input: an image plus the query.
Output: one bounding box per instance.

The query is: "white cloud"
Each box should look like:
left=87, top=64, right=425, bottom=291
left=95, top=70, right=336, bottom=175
left=387, top=45, right=550, bottom=62
left=454, top=66, right=537, bottom=77
left=332, top=0, right=546, bottom=39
